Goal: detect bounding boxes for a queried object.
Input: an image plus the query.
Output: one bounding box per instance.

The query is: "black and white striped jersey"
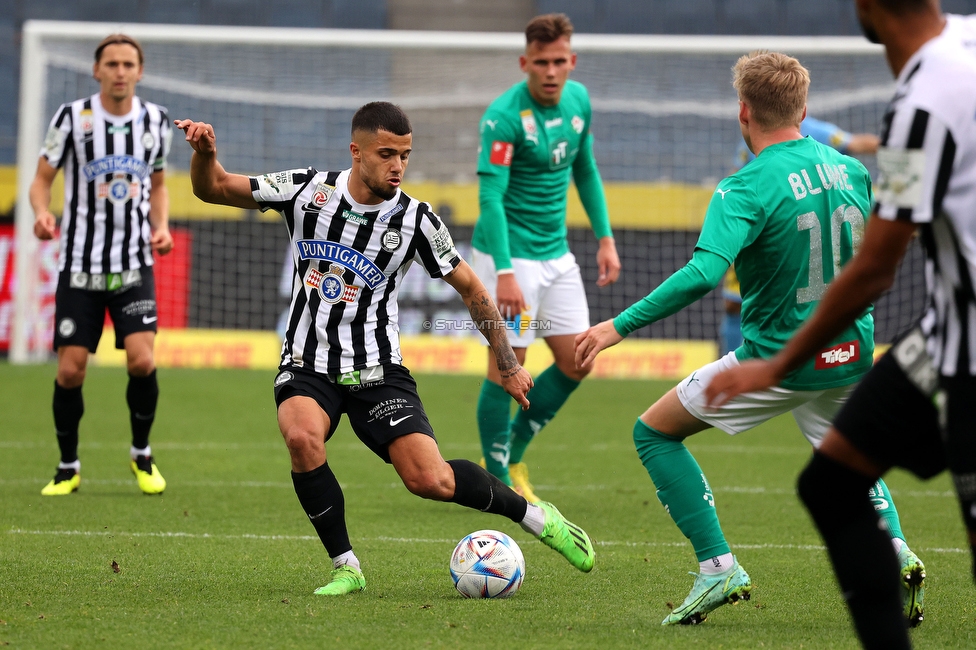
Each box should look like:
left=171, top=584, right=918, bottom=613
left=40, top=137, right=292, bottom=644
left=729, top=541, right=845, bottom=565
left=251, top=167, right=462, bottom=374
left=41, top=93, right=171, bottom=274
left=874, top=31, right=976, bottom=377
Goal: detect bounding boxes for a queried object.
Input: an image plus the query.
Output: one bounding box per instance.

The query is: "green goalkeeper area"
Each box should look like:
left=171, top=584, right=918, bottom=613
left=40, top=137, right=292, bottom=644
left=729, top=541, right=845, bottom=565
left=1, top=363, right=971, bottom=648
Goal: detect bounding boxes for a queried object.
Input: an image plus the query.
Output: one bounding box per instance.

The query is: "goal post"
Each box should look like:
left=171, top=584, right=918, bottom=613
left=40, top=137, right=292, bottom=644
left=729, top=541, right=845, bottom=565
left=13, top=20, right=920, bottom=364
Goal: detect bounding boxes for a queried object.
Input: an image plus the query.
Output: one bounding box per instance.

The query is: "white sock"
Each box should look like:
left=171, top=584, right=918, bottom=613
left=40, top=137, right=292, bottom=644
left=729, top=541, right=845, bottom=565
left=58, top=460, right=81, bottom=472
left=332, top=551, right=360, bottom=570
left=700, top=552, right=735, bottom=575
left=519, top=503, right=546, bottom=537
left=891, top=537, right=906, bottom=554
left=131, top=445, right=151, bottom=460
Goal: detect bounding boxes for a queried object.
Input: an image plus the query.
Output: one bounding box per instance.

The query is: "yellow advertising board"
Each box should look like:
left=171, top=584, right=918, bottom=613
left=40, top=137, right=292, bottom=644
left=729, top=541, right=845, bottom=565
left=93, top=329, right=716, bottom=381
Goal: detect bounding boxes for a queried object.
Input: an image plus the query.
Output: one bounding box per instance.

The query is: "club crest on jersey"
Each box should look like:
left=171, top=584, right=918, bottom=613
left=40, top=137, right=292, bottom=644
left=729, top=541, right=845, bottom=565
left=80, top=109, right=94, bottom=134
left=141, top=131, right=155, bottom=149
left=98, top=173, right=140, bottom=205
left=305, top=263, right=360, bottom=304
left=381, top=228, right=402, bottom=252
left=301, top=182, right=335, bottom=212
left=296, top=240, right=386, bottom=290
left=520, top=109, right=538, bottom=144
left=571, top=115, right=584, bottom=134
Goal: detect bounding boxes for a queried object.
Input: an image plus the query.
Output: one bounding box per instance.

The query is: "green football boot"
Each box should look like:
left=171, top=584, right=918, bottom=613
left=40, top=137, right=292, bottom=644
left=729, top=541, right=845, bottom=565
left=536, top=501, right=595, bottom=572
left=662, top=559, right=752, bottom=625
left=314, top=564, right=366, bottom=596
left=898, top=547, right=925, bottom=628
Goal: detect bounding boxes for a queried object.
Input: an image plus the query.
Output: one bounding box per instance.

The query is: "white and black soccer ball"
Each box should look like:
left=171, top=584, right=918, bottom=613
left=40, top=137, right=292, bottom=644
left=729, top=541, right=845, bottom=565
left=450, top=529, right=525, bottom=598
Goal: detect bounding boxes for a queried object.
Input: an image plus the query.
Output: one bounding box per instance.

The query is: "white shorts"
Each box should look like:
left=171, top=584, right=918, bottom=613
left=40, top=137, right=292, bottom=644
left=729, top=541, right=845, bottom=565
left=471, top=249, right=590, bottom=348
left=676, top=351, right=856, bottom=447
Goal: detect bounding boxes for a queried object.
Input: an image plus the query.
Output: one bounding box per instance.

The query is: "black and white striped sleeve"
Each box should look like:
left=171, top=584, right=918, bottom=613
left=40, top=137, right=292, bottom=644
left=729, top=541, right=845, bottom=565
left=413, top=204, right=461, bottom=278
left=40, top=103, right=73, bottom=169
left=249, top=167, right=312, bottom=213
left=875, top=105, right=957, bottom=224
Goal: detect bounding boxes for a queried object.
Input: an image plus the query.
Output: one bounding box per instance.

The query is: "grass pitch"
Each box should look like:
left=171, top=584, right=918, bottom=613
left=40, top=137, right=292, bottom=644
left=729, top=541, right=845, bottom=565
left=1, top=362, right=974, bottom=649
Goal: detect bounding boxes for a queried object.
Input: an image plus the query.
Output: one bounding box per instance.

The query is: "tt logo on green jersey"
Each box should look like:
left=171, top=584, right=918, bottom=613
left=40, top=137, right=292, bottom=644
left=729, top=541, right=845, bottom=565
left=549, top=139, right=571, bottom=170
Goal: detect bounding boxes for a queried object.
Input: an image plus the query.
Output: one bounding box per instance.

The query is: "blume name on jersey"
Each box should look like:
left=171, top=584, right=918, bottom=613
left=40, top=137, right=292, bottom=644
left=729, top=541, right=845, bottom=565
left=788, top=163, right=855, bottom=201
left=83, top=155, right=152, bottom=181
left=296, top=240, right=386, bottom=290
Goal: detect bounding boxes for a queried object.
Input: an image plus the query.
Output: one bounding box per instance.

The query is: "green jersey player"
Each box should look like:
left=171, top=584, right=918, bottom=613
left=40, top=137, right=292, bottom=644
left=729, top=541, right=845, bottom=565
left=472, top=13, right=620, bottom=501
left=575, top=51, right=923, bottom=626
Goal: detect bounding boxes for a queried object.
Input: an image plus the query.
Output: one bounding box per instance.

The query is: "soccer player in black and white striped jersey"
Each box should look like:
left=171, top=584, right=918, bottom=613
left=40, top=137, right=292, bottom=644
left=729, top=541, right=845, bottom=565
left=30, top=34, right=173, bottom=497
left=176, top=102, right=597, bottom=596
left=707, top=1, right=976, bottom=647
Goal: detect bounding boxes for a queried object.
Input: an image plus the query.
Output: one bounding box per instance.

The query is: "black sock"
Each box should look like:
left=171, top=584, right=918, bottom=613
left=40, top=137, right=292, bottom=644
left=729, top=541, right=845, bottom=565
left=127, top=370, right=159, bottom=450
left=447, top=459, right=528, bottom=523
left=52, top=381, right=83, bottom=464
left=292, top=462, right=352, bottom=558
left=798, top=453, right=910, bottom=650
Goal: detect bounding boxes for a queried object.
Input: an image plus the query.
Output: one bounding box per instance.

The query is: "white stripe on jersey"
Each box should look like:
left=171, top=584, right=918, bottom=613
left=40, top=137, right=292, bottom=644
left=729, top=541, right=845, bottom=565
left=40, top=93, right=171, bottom=274
left=874, top=31, right=976, bottom=377
left=251, top=167, right=461, bottom=374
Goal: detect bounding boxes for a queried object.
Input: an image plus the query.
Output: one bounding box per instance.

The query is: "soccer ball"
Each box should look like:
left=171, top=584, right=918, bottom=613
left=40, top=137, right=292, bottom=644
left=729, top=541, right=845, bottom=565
left=450, top=529, right=525, bottom=598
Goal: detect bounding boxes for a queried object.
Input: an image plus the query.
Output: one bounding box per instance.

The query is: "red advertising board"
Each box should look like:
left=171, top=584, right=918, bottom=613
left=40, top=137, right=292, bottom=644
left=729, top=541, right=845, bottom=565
left=0, top=225, right=191, bottom=352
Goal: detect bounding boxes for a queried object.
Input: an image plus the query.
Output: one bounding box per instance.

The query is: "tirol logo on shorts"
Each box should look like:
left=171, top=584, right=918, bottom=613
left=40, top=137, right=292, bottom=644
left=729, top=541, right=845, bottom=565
left=58, top=318, right=77, bottom=338
left=815, top=340, right=860, bottom=369
left=274, top=371, right=294, bottom=387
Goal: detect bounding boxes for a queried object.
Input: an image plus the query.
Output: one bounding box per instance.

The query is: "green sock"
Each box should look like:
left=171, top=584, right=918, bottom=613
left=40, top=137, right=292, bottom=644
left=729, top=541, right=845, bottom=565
left=869, top=478, right=906, bottom=542
left=509, top=364, right=580, bottom=464
left=477, top=380, right=513, bottom=485
left=633, top=419, right=730, bottom=561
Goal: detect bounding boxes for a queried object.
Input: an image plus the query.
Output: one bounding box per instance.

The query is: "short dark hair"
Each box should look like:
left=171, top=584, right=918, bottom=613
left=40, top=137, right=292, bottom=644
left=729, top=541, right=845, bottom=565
left=95, top=34, right=144, bottom=65
left=877, top=0, right=934, bottom=14
left=525, top=13, right=574, bottom=46
left=351, top=102, right=412, bottom=138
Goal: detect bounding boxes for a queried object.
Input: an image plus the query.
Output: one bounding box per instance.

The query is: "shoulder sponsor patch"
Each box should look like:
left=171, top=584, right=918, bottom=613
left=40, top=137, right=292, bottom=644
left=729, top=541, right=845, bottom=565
left=42, top=127, right=68, bottom=160
left=571, top=115, right=585, bottom=134
left=489, top=141, right=514, bottom=166
left=875, top=147, right=926, bottom=209
left=431, top=223, right=458, bottom=260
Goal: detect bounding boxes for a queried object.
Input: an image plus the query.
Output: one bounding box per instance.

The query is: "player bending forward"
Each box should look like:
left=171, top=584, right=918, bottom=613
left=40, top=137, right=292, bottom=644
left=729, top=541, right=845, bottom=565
left=176, top=102, right=595, bottom=595
left=575, top=51, right=924, bottom=626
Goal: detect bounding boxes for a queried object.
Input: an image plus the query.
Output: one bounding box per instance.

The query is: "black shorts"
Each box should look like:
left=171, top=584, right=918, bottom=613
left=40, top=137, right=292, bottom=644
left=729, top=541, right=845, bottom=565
left=272, top=363, right=436, bottom=463
left=53, top=267, right=158, bottom=352
left=833, top=328, right=976, bottom=479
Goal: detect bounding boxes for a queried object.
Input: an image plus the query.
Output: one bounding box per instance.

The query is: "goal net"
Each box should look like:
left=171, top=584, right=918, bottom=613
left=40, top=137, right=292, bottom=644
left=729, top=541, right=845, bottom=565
left=11, top=21, right=923, bottom=362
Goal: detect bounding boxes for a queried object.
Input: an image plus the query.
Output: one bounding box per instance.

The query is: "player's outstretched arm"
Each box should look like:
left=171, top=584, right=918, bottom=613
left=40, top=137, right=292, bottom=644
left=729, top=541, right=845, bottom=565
left=443, top=260, right=533, bottom=408
left=705, top=215, right=917, bottom=407
left=574, top=319, right=623, bottom=368
left=173, top=119, right=259, bottom=210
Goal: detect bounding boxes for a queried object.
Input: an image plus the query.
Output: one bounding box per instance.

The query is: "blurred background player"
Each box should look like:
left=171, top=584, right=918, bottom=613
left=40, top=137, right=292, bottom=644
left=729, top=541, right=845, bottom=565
left=472, top=13, right=621, bottom=501
left=176, top=102, right=596, bottom=596
left=720, top=117, right=881, bottom=355
left=575, top=50, right=923, bottom=626
left=30, top=34, right=173, bottom=496
left=707, top=2, right=976, bottom=646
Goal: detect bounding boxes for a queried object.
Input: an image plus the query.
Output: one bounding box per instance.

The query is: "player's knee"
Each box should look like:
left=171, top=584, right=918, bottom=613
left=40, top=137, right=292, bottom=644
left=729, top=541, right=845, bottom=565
left=402, top=465, right=453, bottom=500
left=126, top=355, right=155, bottom=377
left=279, top=425, right=321, bottom=460
left=56, top=364, right=86, bottom=388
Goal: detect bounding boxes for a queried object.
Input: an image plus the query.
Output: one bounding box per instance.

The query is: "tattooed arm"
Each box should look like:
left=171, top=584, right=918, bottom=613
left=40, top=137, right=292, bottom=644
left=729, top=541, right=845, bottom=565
left=443, top=260, right=533, bottom=408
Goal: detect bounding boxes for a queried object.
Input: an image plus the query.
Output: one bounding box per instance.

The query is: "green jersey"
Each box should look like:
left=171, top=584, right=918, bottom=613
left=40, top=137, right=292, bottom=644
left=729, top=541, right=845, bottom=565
left=700, top=137, right=874, bottom=390
left=472, top=80, right=612, bottom=270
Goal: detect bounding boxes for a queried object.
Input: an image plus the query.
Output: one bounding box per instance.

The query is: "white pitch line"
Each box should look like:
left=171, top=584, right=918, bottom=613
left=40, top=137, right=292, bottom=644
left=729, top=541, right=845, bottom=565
left=6, top=529, right=966, bottom=554
left=0, top=477, right=957, bottom=499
